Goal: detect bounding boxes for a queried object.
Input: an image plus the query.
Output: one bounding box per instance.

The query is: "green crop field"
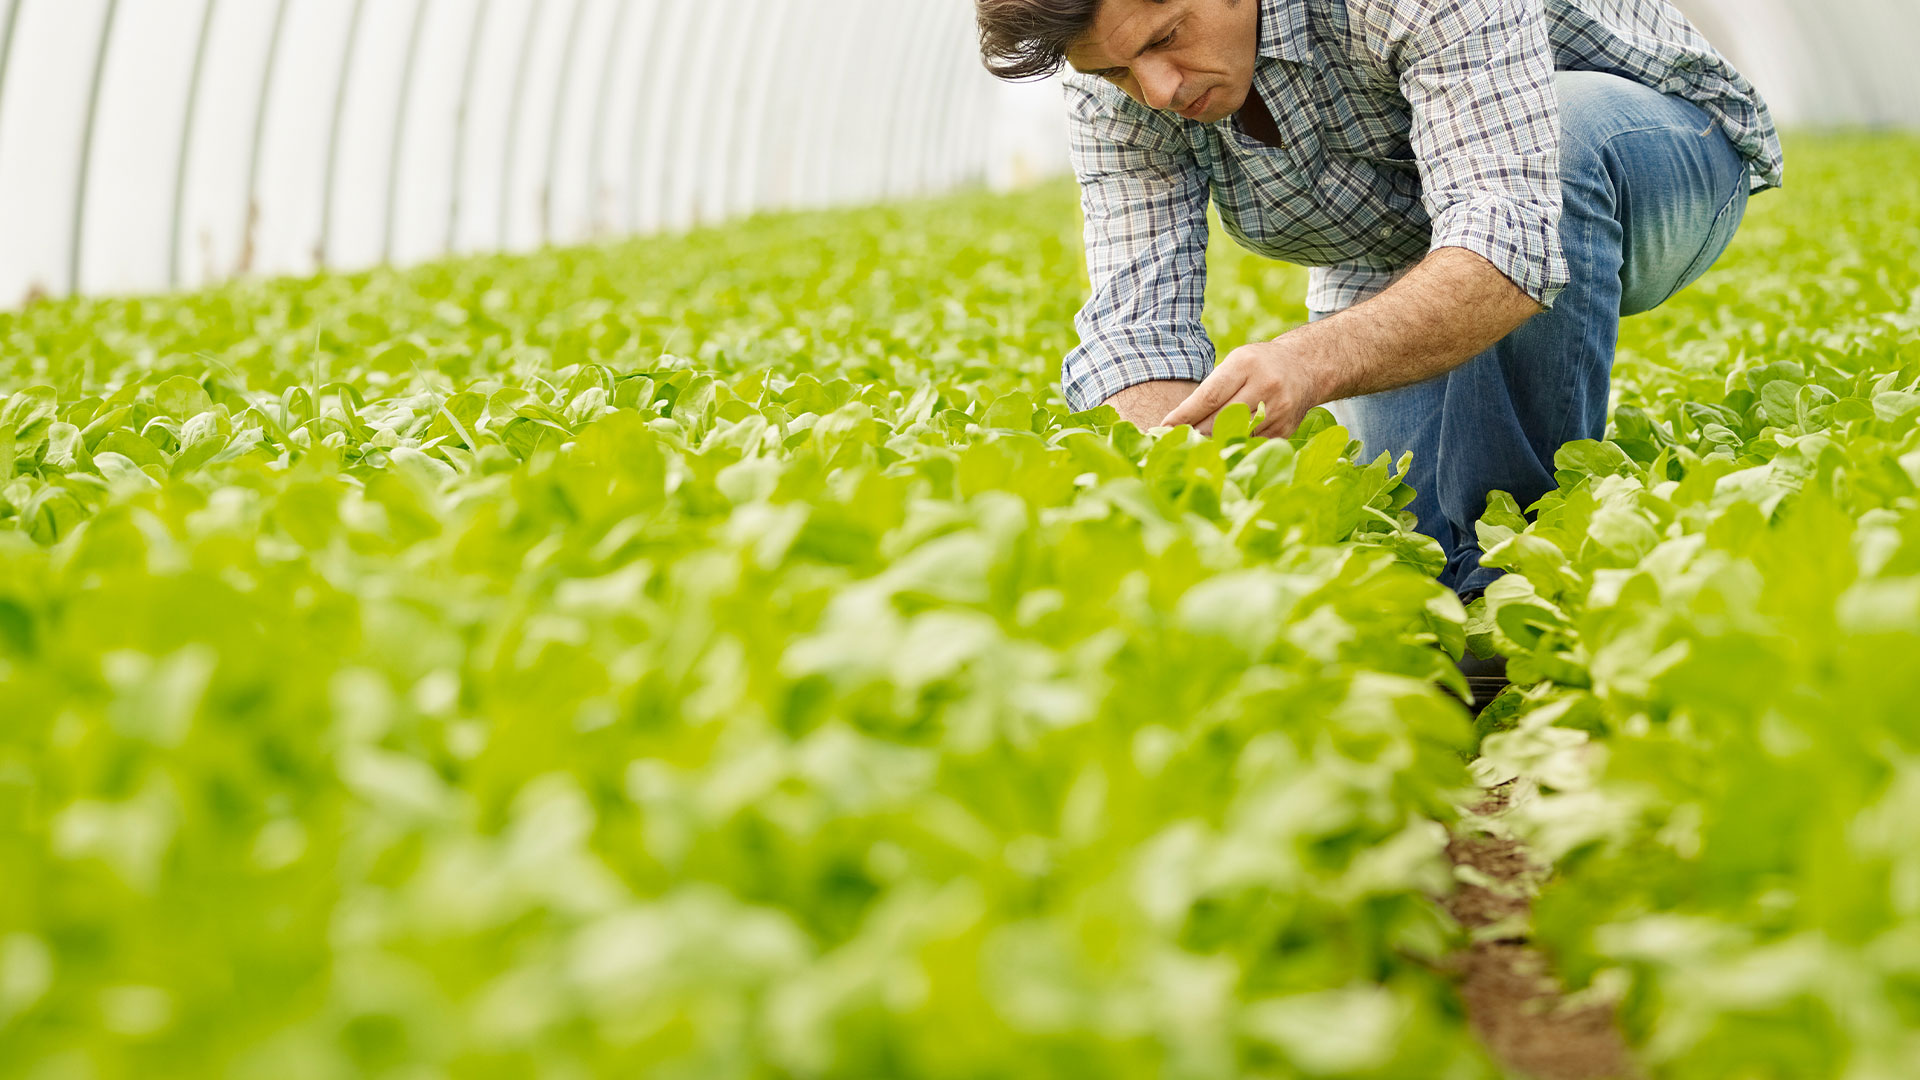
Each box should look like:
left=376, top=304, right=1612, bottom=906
left=1, top=135, right=1916, bottom=1079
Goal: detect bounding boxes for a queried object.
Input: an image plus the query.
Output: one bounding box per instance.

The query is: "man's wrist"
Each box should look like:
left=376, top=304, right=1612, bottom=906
left=1280, top=317, right=1362, bottom=406
left=1103, top=378, right=1202, bottom=430
left=1307, top=249, right=1540, bottom=402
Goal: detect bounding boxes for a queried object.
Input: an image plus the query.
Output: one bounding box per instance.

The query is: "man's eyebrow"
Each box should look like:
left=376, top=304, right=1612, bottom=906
left=1067, top=15, right=1181, bottom=75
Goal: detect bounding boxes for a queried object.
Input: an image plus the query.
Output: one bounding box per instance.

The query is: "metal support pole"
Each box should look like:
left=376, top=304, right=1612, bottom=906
left=784, top=0, right=836, bottom=210
left=714, top=0, right=750, bottom=220
left=586, top=0, right=634, bottom=236
left=671, top=0, right=726, bottom=228
left=629, top=0, right=690, bottom=233
left=170, top=0, right=219, bottom=289
left=319, top=0, right=370, bottom=269
left=446, top=0, right=492, bottom=255
left=922, top=4, right=966, bottom=193
left=497, top=0, right=546, bottom=249
left=950, top=8, right=983, bottom=188
left=733, top=0, right=793, bottom=217
left=817, top=0, right=871, bottom=207
left=684, top=0, right=727, bottom=221
left=620, top=0, right=671, bottom=233
left=877, top=0, right=918, bottom=199
left=384, top=0, right=432, bottom=264
left=895, top=0, right=946, bottom=198
left=876, top=0, right=931, bottom=202
left=69, top=0, right=122, bottom=297
left=0, top=0, right=24, bottom=160
left=542, top=0, right=590, bottom=247
left=923, top=19, right=954, bottom=192
left=242, top=0, right=293, bottom=275
left=891, top=0, right=934, bottom=197
left=939, top=23, right=982, bottom=190
left=916, top=3, right=964, bottom=195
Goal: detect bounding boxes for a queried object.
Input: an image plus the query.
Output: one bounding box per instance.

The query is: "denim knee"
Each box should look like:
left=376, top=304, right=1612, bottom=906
left=1555, top=72, right=1645, bottom=174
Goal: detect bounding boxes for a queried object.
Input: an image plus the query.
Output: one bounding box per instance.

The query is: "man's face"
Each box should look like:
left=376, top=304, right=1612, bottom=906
left=1064, top=0, right=1260, bottom=124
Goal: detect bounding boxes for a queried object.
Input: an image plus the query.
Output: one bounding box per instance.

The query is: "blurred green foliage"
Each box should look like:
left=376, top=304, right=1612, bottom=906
left=1470, top=135, right=1920, bottom=1079
left=0, top=179, right=1488, bottom=1078
left=2, top=133, right=1915, bottom=1080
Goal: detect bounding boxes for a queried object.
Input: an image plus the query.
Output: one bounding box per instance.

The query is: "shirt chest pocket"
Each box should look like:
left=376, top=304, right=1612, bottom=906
left=1225, top=75, right=1329, bottom=205
left=1312, top=54, right=1416, bottom=169
left=1319, top=103, right=1415, bottom=171
left=1360, top=147, right=1419, bottom=173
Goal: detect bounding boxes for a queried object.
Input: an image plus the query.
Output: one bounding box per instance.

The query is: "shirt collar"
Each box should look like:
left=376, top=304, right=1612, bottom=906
left=1257, top=0, right=1313, bottom=64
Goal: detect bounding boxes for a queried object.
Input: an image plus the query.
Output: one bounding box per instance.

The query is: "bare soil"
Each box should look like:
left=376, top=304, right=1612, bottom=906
left=1445, top=787, right=1640, bottom=1080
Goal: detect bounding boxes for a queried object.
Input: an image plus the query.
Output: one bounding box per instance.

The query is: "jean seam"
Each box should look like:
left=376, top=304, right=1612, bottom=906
left=1538, top=153, right=1612, bottom=461
left=1539, top=121, right=1738, bottom=452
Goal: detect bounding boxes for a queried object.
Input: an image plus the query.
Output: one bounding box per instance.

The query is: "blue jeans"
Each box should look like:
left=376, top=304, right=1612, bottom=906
left=1319, top=70, right=1752, bottom=596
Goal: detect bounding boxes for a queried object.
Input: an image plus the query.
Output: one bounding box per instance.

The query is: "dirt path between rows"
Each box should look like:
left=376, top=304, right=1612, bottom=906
left=1445, top=787, right=1641, bottom=1080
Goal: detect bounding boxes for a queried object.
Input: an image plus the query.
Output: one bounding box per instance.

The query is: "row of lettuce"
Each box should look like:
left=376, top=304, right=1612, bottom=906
left=0, top=136, right=1914, bottom=1077
left=1471, top=138, right=1920, bottom=1078
left=2, top=188, right=1497, bottom=1078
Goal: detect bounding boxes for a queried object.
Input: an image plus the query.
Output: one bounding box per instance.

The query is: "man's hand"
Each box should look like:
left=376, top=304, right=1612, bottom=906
left=1103, top=379, right=1201, bottom=432
left=1159, top=248, right=1543, bottom=438
left=1161, top=339, right=1336, bottom=438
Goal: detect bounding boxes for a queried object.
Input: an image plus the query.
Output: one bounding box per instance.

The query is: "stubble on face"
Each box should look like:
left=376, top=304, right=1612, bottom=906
left=1064, top=0, right=1259, bottom=123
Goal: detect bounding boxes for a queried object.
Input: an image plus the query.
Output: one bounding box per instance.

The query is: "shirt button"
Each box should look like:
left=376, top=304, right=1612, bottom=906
left=1380, top=226, right=1394, bottom=238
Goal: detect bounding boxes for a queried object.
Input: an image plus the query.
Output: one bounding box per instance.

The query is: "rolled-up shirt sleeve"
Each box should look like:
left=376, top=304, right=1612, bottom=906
left=1363, top=0, right=1569, bottom=308
left=1060, top=78, right=1216, bottom=414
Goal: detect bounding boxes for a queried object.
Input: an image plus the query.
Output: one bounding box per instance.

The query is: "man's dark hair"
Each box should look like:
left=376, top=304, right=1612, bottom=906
left=975, top=0, right=1103, bottom=82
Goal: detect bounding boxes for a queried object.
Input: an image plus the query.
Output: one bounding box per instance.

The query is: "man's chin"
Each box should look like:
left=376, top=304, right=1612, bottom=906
left=1197, top=88, right=1249, bottom=124
left=1174, top=85, right=1234, bottom=121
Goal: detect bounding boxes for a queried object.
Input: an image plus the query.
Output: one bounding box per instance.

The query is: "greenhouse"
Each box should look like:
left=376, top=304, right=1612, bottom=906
left=1, top=1, right=1917, bottom=1077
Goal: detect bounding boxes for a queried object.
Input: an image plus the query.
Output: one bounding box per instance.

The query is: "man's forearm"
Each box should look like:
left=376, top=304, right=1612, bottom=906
left=1303, top=247, right=1543, bottom=403
left=1104, top=378, right=1201, bottom=431
left=1159, top=249, right=1543, bottom=438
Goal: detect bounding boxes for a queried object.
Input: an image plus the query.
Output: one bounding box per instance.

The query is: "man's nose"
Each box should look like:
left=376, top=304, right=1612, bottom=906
left=1134, top=59, right=1181, bottom=111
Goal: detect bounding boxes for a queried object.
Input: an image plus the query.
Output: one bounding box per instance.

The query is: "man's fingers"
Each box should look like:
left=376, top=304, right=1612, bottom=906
left=1252, top=400, right=1308, bottom=440
left=1203, top=387, right=1272, bottom=436
left=1252, top=414, right=1294, bottom=440
left=1161, top=368, right=1245, bottom=430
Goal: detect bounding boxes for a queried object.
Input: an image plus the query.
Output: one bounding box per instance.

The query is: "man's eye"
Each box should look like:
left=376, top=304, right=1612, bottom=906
left=1151, top=31, right=1177, bottom=50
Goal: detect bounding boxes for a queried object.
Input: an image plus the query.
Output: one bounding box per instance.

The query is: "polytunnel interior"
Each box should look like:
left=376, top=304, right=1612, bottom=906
left=0, top=0, right=1914, bottom=309
left=3, top=4, right=1920, bottom=1079
left=0, top=0, right=1071, bottom=306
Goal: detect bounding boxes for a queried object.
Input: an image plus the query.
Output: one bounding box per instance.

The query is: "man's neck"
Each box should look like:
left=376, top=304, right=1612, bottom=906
left=1237, top=85, right=1287, bottom=149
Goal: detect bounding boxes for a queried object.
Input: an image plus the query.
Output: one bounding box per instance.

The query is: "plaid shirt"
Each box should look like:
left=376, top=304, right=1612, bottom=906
left=1061, top=0, right=1783, bottom=412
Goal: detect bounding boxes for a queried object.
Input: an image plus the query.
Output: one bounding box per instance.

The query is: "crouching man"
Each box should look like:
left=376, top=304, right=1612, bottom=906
left=974, top=0, right=1780, bottom=600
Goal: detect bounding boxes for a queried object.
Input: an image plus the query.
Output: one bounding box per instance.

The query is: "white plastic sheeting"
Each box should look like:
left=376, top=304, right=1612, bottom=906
left=0, top=0, right=1060, bottom=305
left=1, top=2, right=1910, bottom=308
left=1673, top=0, right=1920, bottom=132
